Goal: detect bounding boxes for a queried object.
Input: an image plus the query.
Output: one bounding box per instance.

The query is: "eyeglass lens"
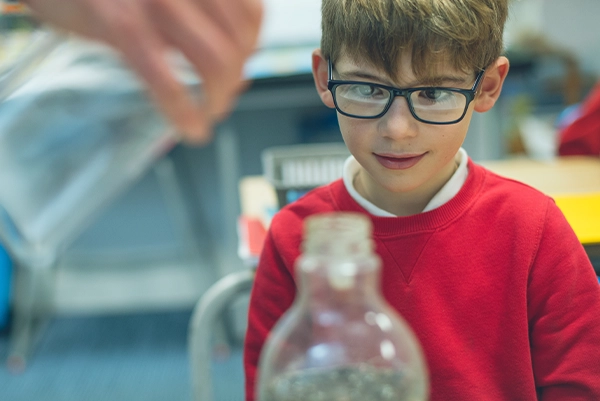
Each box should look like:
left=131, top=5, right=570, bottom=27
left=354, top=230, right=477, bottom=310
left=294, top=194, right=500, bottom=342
left=333, top=83, right=468, bottom=122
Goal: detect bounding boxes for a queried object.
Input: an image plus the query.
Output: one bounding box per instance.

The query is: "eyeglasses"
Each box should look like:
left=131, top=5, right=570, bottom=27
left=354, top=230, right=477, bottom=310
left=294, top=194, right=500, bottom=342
left=327, top=59, right=485, bottom=125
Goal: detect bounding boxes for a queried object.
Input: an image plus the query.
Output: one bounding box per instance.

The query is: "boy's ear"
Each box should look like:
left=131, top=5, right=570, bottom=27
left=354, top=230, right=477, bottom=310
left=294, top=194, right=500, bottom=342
left=312, top=49, right=335, bottom=109
left=474, top=56, right=510, bottom=113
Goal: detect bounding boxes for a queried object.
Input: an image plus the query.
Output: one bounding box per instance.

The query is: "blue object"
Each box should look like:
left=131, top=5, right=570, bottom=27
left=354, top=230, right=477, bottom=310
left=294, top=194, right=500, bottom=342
left=555, top=103, right=582, bottom=130
left=285, top=189, right=311, bottom=205
left=0, top=243, right=12, bottom=329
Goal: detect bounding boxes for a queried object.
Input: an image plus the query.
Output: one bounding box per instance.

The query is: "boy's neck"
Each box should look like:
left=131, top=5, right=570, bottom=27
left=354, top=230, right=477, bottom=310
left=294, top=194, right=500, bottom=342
left=353, top=155, right=461, bottom=217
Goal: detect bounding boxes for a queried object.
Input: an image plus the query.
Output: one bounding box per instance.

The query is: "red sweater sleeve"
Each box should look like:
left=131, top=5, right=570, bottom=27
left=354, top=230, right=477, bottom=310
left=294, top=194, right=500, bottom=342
left=243, top=226, right=298, bottom=401
left=528, top=198, right=600, bottom=399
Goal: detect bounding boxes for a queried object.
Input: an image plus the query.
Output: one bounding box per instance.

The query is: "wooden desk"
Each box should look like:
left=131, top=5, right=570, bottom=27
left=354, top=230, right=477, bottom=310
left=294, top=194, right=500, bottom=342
left=481, top=156, right=600, bottom=245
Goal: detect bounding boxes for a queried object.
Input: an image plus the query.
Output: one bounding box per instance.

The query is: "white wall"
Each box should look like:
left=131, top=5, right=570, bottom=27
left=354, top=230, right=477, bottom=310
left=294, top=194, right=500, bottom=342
left=258, top=0, right=321, bottom=48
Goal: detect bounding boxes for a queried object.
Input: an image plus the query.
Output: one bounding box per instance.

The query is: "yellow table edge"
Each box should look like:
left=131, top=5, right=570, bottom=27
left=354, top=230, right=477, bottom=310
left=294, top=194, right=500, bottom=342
left=552, top=192, right=600, bottom=245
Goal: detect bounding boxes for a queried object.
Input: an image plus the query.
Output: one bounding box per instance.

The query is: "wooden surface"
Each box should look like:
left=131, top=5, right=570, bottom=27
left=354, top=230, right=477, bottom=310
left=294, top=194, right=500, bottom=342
left=481, top=156, right=600, bottom=196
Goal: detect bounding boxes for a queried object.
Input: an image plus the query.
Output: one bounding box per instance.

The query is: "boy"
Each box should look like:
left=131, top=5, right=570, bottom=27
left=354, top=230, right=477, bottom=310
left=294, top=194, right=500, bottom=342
left=244, top=0, right=600, bottom=400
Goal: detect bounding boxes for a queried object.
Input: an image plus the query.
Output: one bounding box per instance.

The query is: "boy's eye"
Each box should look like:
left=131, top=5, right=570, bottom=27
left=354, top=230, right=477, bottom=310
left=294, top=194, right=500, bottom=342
left=413, top=88, right=458, bottom=106
left=345, top=84, right=386, bottom=99
left=421, top=89, right=446, bottom=101
left=357, top=85, right=377, bottom=97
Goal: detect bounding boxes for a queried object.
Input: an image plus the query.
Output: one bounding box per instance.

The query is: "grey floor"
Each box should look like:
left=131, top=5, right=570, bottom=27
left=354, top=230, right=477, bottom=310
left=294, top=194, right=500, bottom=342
left=0, top=310, right=244, bottom=401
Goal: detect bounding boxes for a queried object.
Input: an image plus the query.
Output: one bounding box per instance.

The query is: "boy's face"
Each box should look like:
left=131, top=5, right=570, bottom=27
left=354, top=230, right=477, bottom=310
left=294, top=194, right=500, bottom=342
left=312, top=50, right=509, bottom=214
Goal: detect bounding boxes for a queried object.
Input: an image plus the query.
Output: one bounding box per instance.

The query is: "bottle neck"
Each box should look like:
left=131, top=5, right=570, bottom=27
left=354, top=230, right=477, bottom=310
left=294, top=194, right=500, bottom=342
left=296, top=254, right=381, bottom=307
left=296, top=212, right=380, bottom=307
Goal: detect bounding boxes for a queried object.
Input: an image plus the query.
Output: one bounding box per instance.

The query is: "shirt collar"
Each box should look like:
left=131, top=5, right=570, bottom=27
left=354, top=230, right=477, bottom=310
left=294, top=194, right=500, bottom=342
left=342, top=148, right=469, bottom=216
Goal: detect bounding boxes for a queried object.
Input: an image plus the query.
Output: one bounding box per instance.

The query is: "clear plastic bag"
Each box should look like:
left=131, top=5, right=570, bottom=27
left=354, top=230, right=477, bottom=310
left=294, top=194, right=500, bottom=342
left=0, top=26, right=197, bottom=267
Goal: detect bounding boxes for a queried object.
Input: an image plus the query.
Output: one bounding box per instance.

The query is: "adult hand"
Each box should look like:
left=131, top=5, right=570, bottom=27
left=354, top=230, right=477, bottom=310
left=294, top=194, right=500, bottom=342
left=23, top=0, right=264, bottom=144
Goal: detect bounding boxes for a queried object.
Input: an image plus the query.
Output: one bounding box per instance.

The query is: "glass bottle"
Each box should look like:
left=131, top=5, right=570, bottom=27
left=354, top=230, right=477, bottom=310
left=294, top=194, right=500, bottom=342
left=257, top=212, right=429, bottom=401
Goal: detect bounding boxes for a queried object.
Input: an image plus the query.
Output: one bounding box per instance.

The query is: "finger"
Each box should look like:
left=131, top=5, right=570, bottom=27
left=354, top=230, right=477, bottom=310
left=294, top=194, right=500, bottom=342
left=195, top=0, right=264, bottom=115
left=196, top=0, right=264, bottom=56
left=210, top=73, right=251, bottom=122
left=24, top=0, right=215, bottom=144
left=232, top=0, right=265, bottom=51
left=108, top=11, right=212, bottom=143
left=146, top=0, right=245, bottom=117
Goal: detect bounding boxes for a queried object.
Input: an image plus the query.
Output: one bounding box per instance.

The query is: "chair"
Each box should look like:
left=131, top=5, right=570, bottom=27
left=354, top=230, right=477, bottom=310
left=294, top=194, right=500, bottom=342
left=188, top=142, right=349, bottom=401
left=188, top=268, right=255, bottom=401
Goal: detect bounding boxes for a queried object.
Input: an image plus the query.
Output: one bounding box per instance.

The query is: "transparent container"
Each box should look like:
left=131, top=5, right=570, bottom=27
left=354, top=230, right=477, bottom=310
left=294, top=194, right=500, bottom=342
left=0, top=9, right=200, bottom=269
left=257, top=212, right=429, bottom=401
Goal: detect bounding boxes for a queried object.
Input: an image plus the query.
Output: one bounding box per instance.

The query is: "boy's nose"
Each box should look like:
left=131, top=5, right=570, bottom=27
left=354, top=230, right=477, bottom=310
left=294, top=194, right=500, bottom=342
left=378, top=97, right=417, bottom=140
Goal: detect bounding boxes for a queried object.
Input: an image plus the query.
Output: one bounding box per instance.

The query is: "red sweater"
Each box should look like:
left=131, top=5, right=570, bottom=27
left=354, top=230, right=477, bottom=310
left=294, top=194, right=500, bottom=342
left=244, top=160, right=600, bottom=401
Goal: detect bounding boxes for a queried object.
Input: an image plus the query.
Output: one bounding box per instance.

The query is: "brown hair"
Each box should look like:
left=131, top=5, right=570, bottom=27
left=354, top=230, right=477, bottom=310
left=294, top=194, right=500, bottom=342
left=321, top=0, right=509, bottom=82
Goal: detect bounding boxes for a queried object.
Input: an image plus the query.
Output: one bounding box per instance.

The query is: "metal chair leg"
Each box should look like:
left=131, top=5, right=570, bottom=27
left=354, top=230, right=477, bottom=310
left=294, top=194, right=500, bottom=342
left=188, top=269, right=255, bottom=401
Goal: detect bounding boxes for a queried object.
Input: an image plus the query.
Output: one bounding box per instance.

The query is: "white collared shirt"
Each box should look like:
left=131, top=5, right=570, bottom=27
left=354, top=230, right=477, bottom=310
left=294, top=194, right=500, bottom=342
left=342, top=148, right=469, bottom=216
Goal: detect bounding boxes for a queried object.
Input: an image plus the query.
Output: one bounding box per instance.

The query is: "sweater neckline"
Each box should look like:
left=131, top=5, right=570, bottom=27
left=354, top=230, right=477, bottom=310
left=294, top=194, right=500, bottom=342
left=328, top=158, right=485, bottom=236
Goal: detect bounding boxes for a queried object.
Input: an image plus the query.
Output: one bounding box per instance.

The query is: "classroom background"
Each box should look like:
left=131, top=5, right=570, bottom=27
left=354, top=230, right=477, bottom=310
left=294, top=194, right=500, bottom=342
left=0, top=0, right=599, bottom=400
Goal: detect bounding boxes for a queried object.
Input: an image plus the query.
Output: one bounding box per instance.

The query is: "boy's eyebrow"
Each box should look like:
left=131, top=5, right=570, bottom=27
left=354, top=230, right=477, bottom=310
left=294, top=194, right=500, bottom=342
left=338, top=69, right=472, bottom=87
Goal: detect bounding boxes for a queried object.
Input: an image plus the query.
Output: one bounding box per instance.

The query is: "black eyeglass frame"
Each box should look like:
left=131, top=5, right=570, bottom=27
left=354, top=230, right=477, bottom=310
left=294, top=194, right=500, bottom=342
left=327, top=59, right=486, bottom=125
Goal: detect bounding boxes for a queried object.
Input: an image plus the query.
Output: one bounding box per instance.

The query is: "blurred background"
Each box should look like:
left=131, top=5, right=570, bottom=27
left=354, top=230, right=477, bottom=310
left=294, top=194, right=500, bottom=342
left=0, top=0, right=599, bottom=400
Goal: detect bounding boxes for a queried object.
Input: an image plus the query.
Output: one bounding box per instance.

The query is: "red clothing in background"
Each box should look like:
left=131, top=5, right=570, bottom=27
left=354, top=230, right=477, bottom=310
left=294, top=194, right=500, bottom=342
left=559, top=83, right=600, bottom=156
left=244, top=159, right=600, bottom=401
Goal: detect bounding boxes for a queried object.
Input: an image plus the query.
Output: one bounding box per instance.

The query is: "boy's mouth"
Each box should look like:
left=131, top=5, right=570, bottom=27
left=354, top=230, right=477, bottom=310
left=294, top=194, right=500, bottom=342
left=374, top=152, right=426, bottom=170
